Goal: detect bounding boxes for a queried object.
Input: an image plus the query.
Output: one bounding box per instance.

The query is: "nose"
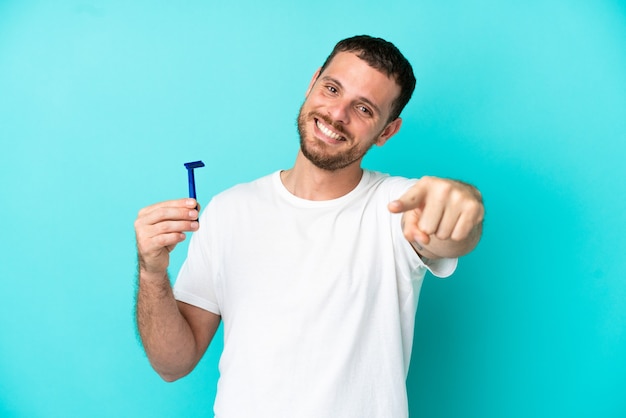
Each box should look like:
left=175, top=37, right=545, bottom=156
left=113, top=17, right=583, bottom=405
left=327, top=100, right=350, bottom=125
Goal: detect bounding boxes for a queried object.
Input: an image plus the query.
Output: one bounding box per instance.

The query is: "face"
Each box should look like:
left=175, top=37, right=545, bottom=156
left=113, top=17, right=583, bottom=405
left=297, top=52, right=402, bottom=171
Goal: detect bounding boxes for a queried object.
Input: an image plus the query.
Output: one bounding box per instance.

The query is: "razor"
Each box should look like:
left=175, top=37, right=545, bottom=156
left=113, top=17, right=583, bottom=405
left=184, top=160, right=205, bottom=200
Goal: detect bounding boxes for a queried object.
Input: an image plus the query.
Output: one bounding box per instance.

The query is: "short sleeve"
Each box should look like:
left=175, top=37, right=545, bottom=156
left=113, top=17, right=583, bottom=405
left=173, top=202, right=221, bottom=315
left=384, top=173, right=458, bottom=279
left=420, top=256, right=458, bottom=278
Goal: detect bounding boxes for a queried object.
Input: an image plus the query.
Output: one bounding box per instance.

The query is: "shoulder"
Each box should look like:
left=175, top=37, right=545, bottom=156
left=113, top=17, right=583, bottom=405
left=214, top=171, right=275, bottom=199
left=362, top=170, right=417, bottom=197
left=204, top=171, right=277, bottom=212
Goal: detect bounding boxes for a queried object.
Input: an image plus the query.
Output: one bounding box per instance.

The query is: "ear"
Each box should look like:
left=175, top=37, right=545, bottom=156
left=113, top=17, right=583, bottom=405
left=375, top=117, right=403, bottom=146
left=305, top=68, right=322, bottom=97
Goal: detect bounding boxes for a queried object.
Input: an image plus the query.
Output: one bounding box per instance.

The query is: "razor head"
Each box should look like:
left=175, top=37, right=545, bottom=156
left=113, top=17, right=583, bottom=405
left=184, top=160, right=205, bottom=170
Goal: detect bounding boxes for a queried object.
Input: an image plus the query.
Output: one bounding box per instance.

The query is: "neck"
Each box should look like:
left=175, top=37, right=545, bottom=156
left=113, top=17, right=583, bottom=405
left=280, top=151, right=364, bottom=200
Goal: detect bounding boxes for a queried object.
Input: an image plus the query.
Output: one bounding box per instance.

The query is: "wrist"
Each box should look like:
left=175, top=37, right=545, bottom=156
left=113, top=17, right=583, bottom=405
left=138, top=268, right=169, bottom=284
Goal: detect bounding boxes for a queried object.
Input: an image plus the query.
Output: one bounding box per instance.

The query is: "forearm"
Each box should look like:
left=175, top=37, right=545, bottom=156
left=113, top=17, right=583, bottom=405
left=135, top=270, right=200, bottom=381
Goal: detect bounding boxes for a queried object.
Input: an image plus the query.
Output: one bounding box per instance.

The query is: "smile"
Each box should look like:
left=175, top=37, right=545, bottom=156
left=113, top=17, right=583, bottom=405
left=316, top=119, right=346, bottom=142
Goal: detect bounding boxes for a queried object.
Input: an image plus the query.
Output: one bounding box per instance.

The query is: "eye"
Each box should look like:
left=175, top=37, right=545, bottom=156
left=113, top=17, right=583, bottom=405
left=357, top=105, right=372, bottom=116
left=326, top=85, right=338, bottom=94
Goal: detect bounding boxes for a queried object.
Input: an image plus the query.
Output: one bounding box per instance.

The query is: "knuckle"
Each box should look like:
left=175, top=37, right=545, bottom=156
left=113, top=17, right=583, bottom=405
left=156, top=221, right=172, bottom=234
left=137, top=204, right=155, bottom=218
left=451, top=227, right=469, bottom=241
left=465, top=200, right=484, bottom=219
left=447, top=189, right=463, bottom=205
left=418, top=222, right=435, bottom=235
left=438, top=181, right=453, bottom=194
left=435, top=230, right=449, bottom=240
left=154, top=233, right=171, bottom=247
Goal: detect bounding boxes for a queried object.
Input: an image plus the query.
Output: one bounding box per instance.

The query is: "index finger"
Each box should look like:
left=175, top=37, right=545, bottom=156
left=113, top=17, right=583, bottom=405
left=388, top=182, right=427, bottom=213
left=140, top=198, right=197, bottom=212
left=138, top=198, right=199, bottom=221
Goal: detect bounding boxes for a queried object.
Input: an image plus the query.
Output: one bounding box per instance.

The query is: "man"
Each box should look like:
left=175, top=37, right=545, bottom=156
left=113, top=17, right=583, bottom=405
left=135, top=35, right=484, bottom=417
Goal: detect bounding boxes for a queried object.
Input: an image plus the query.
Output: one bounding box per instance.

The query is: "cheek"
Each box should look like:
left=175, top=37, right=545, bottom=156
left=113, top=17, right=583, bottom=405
left=359, top=123, right=384, bottom=142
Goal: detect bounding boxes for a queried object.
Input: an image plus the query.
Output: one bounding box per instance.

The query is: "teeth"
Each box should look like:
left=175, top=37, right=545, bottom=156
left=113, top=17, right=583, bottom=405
left=316, top=120, right=343, bottom=140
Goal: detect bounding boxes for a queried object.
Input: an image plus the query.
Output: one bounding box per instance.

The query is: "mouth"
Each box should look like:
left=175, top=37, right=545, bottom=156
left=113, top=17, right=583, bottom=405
left=315, top=118, right=347, bottom=142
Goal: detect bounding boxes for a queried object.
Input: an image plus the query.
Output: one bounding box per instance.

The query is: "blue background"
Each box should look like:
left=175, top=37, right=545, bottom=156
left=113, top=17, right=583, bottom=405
left=1, top=1, right=625, bottom=417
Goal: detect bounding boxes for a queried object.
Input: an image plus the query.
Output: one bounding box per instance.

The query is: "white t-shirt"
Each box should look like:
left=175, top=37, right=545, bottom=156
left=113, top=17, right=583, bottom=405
left=174, top=170, right=456, bottom=418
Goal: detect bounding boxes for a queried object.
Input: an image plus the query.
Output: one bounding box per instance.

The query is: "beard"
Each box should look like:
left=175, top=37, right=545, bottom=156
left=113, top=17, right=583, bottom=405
left=296, top=103, right=376, bottom=172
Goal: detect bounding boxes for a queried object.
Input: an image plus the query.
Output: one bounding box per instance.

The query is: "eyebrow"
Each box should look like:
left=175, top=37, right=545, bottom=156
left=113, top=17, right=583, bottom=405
left=320, top=75, right=382, bottom=117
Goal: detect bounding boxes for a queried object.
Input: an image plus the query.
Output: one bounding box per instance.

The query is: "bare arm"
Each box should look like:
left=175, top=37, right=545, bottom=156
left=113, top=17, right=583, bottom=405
left=134, top=198, right=221, bottom=381
left=388, top=176, right=484, bottom=259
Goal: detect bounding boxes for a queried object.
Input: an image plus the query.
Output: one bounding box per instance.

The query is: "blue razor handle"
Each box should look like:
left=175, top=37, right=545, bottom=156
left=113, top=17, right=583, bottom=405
left=184, top=161, right=205, bottom=200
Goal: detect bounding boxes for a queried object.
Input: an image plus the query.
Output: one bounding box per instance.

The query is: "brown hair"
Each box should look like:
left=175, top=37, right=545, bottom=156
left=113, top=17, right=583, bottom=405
left=320, top=35, right=416, bottom=122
